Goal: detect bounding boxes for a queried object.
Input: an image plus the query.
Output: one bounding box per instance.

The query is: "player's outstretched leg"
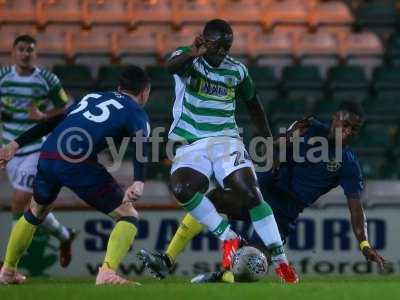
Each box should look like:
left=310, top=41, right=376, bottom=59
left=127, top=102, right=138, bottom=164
left=138, top=213, right=203, bottom=279
left=96, top=202, right=141, bottom=286
left=171, top=168, right=238, bottom=241
left=0, top=200, right=50, bottom=285
left=224, top=168, right=299, bottom=283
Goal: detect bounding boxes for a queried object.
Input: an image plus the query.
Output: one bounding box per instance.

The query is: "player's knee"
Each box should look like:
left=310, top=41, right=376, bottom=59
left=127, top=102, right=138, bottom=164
left=29, top=199, right=51, bottom=220
left=233, top=185, right=261, bottom=209
left=111, top=202, right=139, bottom=220
left=171, top=181, right=198, bottom=204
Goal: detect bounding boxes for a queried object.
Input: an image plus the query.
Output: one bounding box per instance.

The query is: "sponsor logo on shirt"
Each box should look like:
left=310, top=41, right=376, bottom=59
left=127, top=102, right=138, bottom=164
left=200, top=80, right=228, bottom=97
left=326, top=159, right=342, bottom=172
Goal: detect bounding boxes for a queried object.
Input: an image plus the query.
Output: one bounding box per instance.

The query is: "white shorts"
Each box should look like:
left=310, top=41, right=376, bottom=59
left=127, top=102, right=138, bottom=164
left=6, top=152, right=40, bottom=193
left=171, top=137, right=255, bottom=188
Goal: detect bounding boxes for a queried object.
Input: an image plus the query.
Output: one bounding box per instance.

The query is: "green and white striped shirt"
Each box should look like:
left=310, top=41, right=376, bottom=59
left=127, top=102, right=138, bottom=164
left=168, top=46, right=256, bottom=143
left=0, top=65, right=68, bottom=155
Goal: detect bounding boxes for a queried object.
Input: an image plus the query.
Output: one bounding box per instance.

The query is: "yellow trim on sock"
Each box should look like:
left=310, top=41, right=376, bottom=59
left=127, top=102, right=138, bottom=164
left=166, top=214, right=203, bottom=264
left=4, top=216, right=37, bottom=271
left=103, top=221, right=138, bottom=271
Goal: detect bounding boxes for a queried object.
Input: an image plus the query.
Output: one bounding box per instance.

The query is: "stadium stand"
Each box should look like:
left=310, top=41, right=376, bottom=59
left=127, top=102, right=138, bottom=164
left=0, top=0, right=399, bottom=181
left=326, top=65, right=369, bottom=101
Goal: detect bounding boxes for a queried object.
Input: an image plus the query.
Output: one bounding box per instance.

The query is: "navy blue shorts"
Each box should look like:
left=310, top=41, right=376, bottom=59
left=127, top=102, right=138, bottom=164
left=33, top=159, right=124, bottom=214
left=249, top=171, right=304, bottom=245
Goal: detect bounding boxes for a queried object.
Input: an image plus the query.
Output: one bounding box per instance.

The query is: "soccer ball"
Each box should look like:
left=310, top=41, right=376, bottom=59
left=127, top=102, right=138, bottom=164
left=231, top=246, right=268, bottom=282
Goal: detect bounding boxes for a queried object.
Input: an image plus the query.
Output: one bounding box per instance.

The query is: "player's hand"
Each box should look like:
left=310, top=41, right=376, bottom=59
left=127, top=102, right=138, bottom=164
left=362, top=247, right=385, bottom=271
left=190, top=35, right=208, bottom=57
left=123, top=181, right=144, bottom=202
left=0, top=141, right=19, bottom=169
left=28, top=104, right=47, bottom=121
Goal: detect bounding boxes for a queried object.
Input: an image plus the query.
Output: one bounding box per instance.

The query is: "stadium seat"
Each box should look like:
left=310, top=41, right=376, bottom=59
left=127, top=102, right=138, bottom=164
left=354, top=1, right=400, bottom=33
left=261, top=0, right=309, bottom=31
left=267, top=98, right=309, bottom=123
left=36, top=0, right=83, bottom=28
left=119, top=25, right=168, bottom=66
left=280, top=66, right=324, bottom=101
left=248, top=66, right=279, bottom=102
left=160, top=25, right=203, bottom=58
left=0, top=25, right=37, bottom=55
left=52, top=64, right=94, bottom=101
left=326, top=66, right=369, bottom=101
left=362, top=96, right=400, bottom=121
left=296, top=33, right=341, bottom=78
left=230, top=25, right=260, bottom=60
left=311, top=99, right=341, bottom=121
left=71, top=28, right=119, bottom=74
left=172, top=0, right=217, bottom=28
left=352, top=124, right=394, bottom=154
left=343, top=32, right=384, bottom=79
left=308, top=1, right=354, bottom=29
left=145, top=66, right=174, bottom=120
left=146, top=65, right=173, bottom=88
left=385, top=34, right=400, bottom=65
left=84, top=0, right=130, bottom=27
left=357, top=154, right=387, bottom=179
left=372, top=66, right=400, bottom=98
left=35, top=26, right=77, bottom=68
left=254, top=31, right=295, bottom=77
left=217, top=0, right=266, bottom=25
left=96, top=65, right=128, bottom=91
left=0, top=0, right=37, bottom=24
left=128, top=0, right=172, bottom=29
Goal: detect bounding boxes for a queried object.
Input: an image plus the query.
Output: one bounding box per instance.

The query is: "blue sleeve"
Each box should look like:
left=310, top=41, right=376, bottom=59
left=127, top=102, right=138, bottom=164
left=339, top=154, right=364, bottom=199
left=126, top=108, right=150, bottom=137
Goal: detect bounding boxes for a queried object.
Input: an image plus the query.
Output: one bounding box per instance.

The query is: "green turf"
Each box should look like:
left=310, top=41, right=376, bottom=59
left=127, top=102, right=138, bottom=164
left=1, top=276, right=399, bottom=300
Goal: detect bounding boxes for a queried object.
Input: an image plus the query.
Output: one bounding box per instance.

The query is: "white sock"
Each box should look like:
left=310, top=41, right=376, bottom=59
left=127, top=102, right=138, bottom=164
left=41, top=213, right=70, bottom=242
left=182, top=192, right=236, bottom=240
left=249, top=201, right=287, bottom=264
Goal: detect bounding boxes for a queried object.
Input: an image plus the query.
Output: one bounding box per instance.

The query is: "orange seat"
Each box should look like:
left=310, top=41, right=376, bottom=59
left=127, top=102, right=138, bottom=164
left=129, top=0, right=172, bottom=28
left=230, top=25, right=259, bottom=59
left=253, top=31, right=295, bottom=76
left=0, top=25, right=37, bottom=54
left=36, top=0, right=83, bottom=27
left=119, top=25, right=169, bottom=60
left=309, top=1, right=354, bottom=29
left=171, top=0, right=218, bottom=28
left=160, top=25, right=203, bottom=57
left=342, top=32, right=384, bottom=79
left=296, top=33, right=341, bottom=77
left=83, top=0, right=131, bottom=28
left=262, top=0, right=309, bottom=31
left=217, top=0, right=268, bottom=24
left=0, top=0, right=37, bottom=24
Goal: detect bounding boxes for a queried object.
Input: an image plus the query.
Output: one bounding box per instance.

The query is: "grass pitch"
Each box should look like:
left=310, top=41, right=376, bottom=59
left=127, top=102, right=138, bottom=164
left=1, top=276, right=399, bottom=300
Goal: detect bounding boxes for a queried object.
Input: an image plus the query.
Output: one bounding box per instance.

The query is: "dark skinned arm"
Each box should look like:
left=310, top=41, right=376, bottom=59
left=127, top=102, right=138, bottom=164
left=347, top=196, right=385, bottom=269
left=244, top=93, right=273, bottom=139
left=165, top=35, right=207, bottom=74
